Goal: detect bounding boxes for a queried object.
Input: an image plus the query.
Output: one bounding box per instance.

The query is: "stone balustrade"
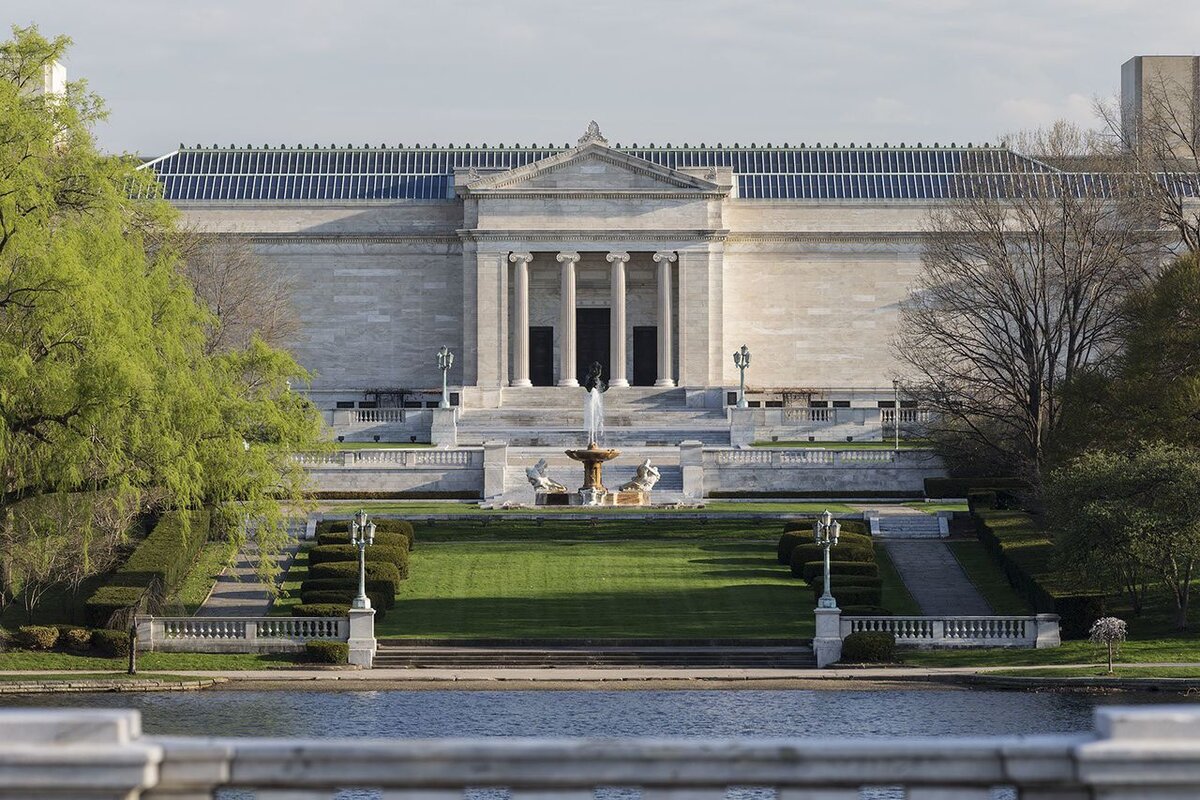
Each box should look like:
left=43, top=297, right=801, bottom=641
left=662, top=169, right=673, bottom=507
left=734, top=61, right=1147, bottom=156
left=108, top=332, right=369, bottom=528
left=137, top=615, right=348, bottom=654
left=4, top=706, right=1200, bottom=798
left=702, top=445, right=945, bottom=494
left=842, top=614, right=1062, bottom=648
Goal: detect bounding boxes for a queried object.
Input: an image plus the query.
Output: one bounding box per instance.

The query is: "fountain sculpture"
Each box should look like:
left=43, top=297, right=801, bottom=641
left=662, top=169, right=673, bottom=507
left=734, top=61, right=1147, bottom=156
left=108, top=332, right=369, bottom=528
left=529, top=362, right=655, bottom=507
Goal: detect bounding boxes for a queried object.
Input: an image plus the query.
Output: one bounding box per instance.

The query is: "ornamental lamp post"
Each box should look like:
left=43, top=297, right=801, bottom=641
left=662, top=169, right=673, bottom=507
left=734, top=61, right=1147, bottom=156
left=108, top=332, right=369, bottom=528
left=892, top=378, right=901, bottom=452
left=733, top=345, right=751, bottom=409
left=437, top=346, right=454, bottom=409
left=350, top=509, right=376, bottom=610
left=814, top=509, right=841, bottom=609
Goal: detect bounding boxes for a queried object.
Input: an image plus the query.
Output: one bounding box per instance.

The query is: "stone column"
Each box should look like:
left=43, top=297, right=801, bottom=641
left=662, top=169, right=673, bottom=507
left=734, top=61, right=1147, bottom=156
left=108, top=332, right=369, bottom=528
left=556, top=251, right=580, bottom=387
left=606, top=251, right=630, bottom=388
left=813, top=606, right=843, bottom=668
left=508, top=252, right=534, bottom=387
left=347, top=607, right=377, bottom=668
left=653, top=251, right=677, bottom=387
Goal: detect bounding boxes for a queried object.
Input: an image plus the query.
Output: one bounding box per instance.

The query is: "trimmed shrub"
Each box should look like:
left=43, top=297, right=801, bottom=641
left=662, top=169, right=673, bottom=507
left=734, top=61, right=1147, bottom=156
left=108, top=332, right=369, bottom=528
left=85, top=510, right=210, bottom=627
left=90, top=628, right=130, bottom=658
left=301, top=588, right=393, bottom=611
left=292, top=602, right=351, bottom=617
left=840, top=605, right=893, bottom=616
left=800, top=560, right=880, bottom=583
left=301, top=578, right=399, bottom=599
left=785, top=519, right=871, bottom=537
left=317, top=530, right=411, bottom=552
left=60, top=627, right=93, bottom=652
left=309, top=561, right=403, bottom=586
left=305, top=640, right=349, bottom=664
left=316, top=519, right=415, bottom=549
left=790, top=543, right=873, bottom=577
left=815, top=585, right=882, bottom=606
left=15, top=625, right=59, bottom=650
left=974, top=507, right=1107, bottom=639
left=809, top=575, right=883, bottom=594
left=841, top=631, right=896, bottom=663
left=777, top=532, right=805, bottom=565
left=308, top=544, right=408, bottom=576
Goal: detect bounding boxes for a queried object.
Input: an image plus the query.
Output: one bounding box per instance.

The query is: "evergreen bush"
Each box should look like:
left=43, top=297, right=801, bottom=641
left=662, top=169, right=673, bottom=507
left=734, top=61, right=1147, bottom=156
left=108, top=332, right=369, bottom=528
left=777, top=532, right=805, bottom=565
left=800, top=560, right=879, bottom=583
left=841, top=631, right=896, bottom=663
left=292, top=602, right=352, bottom=617
left=305, top=640, right=349, bottom=664
left=308, top=561, right=403, bottom=585
left=301, top=588, right=393, bottom=610
left=90, top=628, right=130, bottom=658
left=814, top=585, right=882, bottom=606
left=317, top=530, right=411, bottom=551
left=790, top=543, right=873, bottom=577
left=60, top=627, right=93, bottom=652
left=308, top=544, right=408, bottom=576
left=15, top=625, right=59, bottom=650
left=301, top=578, right=398, bottom=599
left=809, top=574, right=883, bottom=594
left=316, top=519, right=415, bottom=549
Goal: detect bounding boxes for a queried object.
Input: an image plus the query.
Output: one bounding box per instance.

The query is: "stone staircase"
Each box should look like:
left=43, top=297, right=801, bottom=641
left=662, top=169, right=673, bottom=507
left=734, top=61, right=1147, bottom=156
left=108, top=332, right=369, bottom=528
left=374, top=640, right=817, bottom=669
left=456, top=387, right=731, bottom=447
left=868, top=510, right=946, bottom=539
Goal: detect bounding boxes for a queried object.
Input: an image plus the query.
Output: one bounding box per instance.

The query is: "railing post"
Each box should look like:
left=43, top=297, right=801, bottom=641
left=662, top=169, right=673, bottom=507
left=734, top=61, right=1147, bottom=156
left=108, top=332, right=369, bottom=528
left=482, top=440, right=508, bottom=499
left=1035, top=614, right=1062, bottom=648
left=1077, top=706, right=1200, bottom=797
left=813, top=606, right=843, bottom=668
left=431, top=406, right=458, bottom=448
left=679, top=440, right=705, bottom=499
left=347, top=609, right=376, bottom=668
left=931, top=618, right=946, bottom=644
left=135, top=615, right=155, bottom=653
left=729, top=406, right=755, bottom=448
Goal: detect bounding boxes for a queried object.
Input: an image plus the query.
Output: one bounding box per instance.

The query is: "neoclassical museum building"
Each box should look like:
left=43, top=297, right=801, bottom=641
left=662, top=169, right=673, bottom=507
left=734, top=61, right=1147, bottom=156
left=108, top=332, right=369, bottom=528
left=144, top=121, right=1063, bottom=414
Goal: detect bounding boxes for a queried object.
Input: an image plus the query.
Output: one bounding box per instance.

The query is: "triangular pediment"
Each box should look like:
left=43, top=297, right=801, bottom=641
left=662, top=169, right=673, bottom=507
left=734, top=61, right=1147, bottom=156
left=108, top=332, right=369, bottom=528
left=462, top=142, right=724, bottom=195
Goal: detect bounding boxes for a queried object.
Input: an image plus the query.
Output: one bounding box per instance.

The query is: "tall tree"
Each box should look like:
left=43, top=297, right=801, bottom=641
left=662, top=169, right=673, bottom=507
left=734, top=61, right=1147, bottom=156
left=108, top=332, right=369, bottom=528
left=0, top=26, right=323, bottom=609
left=895, top=122, right=1157, bottom=483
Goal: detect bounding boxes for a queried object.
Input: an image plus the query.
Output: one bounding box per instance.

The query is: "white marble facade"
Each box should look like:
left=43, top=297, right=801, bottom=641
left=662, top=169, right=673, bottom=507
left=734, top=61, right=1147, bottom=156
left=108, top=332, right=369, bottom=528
left=172, top=132, right=934, bottom=409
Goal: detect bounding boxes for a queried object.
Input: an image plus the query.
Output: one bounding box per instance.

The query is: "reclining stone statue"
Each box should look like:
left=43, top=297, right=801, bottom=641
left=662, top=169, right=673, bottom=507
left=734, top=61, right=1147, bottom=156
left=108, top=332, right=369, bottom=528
left=619, top=458, right=661, bottom=492
left=526, top=458, right=568, bottom=493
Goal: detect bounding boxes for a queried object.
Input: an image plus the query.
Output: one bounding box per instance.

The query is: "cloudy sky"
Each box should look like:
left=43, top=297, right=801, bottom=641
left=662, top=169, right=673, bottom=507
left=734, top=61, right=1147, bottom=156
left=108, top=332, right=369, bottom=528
left=8, top=0, right=1200, bottom=156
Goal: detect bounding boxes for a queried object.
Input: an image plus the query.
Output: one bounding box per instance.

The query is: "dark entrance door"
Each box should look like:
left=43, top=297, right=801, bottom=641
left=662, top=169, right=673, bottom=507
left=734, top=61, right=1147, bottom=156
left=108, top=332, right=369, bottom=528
left=529, top=326, right=554, bottom=386
left=576, top=308, right=610, bottom=385
left=633, top=326, right=657, bottom=386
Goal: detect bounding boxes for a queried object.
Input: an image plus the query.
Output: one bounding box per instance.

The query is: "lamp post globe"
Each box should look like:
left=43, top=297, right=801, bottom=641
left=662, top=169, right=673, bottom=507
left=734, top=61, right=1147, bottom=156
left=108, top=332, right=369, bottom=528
left=350, top=510, right=375, bottom=610
left=814, top=509, right=841, bottom=609
left=733, top=344, right=751, bottom=409
left=437, top=346, right=454, bottom=409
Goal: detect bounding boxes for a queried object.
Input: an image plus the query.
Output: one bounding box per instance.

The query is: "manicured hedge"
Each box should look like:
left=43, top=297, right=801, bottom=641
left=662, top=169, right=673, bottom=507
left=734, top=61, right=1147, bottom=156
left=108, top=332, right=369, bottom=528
left=84, top=510, right=210, bottom=627
left=925, top=476, right=1026, bottom=499
left=809, top=575, right=883, bottom=594
left=784, top=519, right=871, bottom=537
left=60, top=627, right=93, bottom=652
left=317, top=530, right=411, bottom=552
left=800, top=560, right=879, bottom=583
left=973, top=503, right=1106, bottom=639
left=15, top=626, right=59, bottom=650
left=790, top=543, right=874, bottom=576
left=316, top=519, right=415, bottom=549
left=301, top=578, right=399, bottom=599
left=302, top=589, right=393, bottom=610
left=841, top=631, right=896, bottom=663
left=306, top=640, right=349, bottom=664
left=292, top=602, right=351, bottom=617
left=90, top=628, right=130, bottom=658
left=309, top=561, right=403, bottom=585
left=818, top=585, right=882, bottom=606
left=777, top=532, right=805, bottom=565
left=308, top=544, right=409, bottom=577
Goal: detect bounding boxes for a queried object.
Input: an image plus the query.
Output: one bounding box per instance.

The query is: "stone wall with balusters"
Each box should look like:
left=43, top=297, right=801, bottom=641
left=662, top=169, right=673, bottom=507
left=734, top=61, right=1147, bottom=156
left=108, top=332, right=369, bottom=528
left=136, top=616, right=348, bottom=654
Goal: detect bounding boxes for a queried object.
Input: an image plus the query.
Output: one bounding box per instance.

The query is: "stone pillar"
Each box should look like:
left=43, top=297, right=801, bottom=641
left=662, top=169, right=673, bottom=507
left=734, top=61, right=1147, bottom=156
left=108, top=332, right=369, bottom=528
left=606, top=251, right=630, bottom=387
left=1035, top=613, right=1062, bottom=649
left=347, top=608, right=377, bottom=668
left=482, top=440, right=509, bottom=499
left=508, top=252, right=533, bottom=387
left=430, top=407, right=458, bottom=448
left=729, top=407, right=756, bottom=448
left=135, top=615, right=154, bottom=652
left=556, top=251, right=580, bottom=387
left=653, top=250, right=677, bottom=387
left=813, top=606, right=843, bottom=668
left=679, top=440, right=705, bottom=499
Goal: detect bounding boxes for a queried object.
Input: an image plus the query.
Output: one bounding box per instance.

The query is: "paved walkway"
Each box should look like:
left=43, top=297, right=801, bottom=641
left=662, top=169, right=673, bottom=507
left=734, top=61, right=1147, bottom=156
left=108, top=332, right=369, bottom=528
left=195, top=521, right=303, bottom=617
left=883, top=540, right=991, bottom=615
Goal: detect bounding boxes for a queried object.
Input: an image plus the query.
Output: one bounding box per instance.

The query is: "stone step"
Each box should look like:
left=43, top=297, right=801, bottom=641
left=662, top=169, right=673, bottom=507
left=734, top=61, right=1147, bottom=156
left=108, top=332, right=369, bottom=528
left=373, top=646, right=816, bottom=669
left=460, top=409, right=727, bottom=426
left=500, top=387, right=689, bottom=409
left=459, top=429, right=729, bottom=447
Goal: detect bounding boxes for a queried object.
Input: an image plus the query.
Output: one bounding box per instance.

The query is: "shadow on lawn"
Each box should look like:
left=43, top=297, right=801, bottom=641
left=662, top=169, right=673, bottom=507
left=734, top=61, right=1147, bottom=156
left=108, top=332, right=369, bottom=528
left=385, top=584, right=809, bottom=639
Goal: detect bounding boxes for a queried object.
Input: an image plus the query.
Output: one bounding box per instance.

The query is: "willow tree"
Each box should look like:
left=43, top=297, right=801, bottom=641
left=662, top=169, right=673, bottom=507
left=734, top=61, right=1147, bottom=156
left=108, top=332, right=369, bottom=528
left=0, top=26, right=324, bottom=613
left=895, top=123, right=1158, bottom=484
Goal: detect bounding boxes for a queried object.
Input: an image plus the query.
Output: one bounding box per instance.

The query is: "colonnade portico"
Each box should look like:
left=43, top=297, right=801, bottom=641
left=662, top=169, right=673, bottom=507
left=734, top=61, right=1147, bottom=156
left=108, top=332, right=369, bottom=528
left=506, top=249, right=677, bottom=389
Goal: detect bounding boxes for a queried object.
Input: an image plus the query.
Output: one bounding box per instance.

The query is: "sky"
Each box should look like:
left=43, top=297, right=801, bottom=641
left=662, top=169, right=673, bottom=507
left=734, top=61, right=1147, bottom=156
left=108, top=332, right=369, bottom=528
left=8, top=0, right=1200, bottom=157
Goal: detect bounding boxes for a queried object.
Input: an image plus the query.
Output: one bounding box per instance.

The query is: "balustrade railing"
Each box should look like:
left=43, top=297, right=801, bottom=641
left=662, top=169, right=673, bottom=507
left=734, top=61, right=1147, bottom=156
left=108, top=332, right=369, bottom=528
left=841, top=614, right=1060, bottom=648
left=138, top=615, right=347, bottom=653
left=710, top=449, right=899, bottom=467
left=350, top=408, right=405, bottom=424
left=5, top=707, right=1200, bottom=799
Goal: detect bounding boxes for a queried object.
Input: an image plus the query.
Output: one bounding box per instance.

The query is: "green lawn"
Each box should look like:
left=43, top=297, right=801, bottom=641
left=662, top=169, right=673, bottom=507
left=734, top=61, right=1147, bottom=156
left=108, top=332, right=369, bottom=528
left=0, top=672, right=203, bottom=682
left=902, top=637, right=1200, bottom=667
left=875, top=544, right=921, bottom=615
left=0, top=651, right=298, bottom=671
left=947, top=540, right=1031, bottom=615
left=903, top=501, right=969, bottom=514
left=989, top=666, right=1200, bottom=679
